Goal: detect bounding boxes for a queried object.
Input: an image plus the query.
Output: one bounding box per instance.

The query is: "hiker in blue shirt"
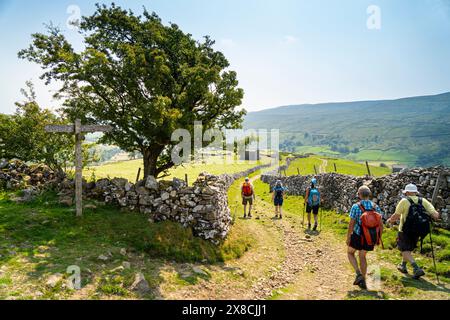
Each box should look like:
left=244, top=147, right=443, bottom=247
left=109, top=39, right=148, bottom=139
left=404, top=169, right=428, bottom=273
left=272, top=180, right=286, bottom=219
left=305, top=178, right=321, bottom=230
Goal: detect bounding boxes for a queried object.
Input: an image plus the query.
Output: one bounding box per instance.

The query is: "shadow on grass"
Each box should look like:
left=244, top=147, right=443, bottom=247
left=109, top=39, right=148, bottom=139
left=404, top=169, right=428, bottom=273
left=347, top=289, right=388, bottom=300
left=0, top=191, right=248, bottom=299
left=400, top=276, right=450, bottom=294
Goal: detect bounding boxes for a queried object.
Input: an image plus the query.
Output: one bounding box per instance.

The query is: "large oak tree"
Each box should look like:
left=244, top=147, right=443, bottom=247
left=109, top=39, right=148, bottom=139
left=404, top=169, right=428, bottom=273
left=19, top=3, right=245, bottom=178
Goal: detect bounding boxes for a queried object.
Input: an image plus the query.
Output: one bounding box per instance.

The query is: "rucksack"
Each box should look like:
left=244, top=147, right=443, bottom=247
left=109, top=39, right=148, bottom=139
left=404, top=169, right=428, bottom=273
left=242, top=182, right=253, bottom=197
left=403, top=197, right=431, bottom=252
left=358, top=202, right=383, bottom=248
left=274, top=186, right=284, bottom=198
left=308, top=188, right=320, bottom=206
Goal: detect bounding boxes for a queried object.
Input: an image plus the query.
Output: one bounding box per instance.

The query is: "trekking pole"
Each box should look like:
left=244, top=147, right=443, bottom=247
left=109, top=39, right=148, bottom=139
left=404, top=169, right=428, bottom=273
left=429, top=222, right=440, bottom=285
left=319, top=207, right=322, bottom=232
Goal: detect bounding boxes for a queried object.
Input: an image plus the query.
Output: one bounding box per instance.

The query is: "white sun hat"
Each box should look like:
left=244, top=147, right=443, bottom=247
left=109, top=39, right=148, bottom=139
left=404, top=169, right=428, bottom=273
left=402, top=183, right=419, bottom=194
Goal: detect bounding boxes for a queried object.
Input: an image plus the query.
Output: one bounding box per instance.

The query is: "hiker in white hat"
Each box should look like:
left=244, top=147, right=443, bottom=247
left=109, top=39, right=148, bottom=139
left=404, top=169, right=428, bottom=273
left=387, top=183, right=440, bottom=279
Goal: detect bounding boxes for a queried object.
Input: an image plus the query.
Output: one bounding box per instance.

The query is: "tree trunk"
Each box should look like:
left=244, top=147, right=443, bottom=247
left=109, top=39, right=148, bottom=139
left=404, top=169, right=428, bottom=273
left=142, top=145, right=163, bottom=179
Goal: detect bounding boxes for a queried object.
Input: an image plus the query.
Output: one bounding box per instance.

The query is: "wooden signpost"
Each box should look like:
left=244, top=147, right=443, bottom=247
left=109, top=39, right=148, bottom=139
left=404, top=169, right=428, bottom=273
left=45, top=119, right=112, bottom=217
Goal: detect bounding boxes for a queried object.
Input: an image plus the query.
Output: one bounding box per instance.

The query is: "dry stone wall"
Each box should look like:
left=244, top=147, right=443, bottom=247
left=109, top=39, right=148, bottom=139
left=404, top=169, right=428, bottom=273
left=261, top=167, right=450, bottom=229
left=0, top=158, right=271, bottom=243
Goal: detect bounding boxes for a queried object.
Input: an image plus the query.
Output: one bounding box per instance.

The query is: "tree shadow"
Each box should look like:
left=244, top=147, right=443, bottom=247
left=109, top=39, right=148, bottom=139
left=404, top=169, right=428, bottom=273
left=400, top=276, right=450, bottom=294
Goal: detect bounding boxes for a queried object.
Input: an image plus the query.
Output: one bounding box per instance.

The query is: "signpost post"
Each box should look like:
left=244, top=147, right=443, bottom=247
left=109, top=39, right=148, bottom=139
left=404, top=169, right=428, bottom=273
left=45, top=119, right=112, bottom=217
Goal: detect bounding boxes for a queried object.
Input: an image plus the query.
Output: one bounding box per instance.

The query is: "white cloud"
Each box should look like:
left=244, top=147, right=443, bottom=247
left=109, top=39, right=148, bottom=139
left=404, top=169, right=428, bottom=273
left=283, top=35, right=299, bottom=44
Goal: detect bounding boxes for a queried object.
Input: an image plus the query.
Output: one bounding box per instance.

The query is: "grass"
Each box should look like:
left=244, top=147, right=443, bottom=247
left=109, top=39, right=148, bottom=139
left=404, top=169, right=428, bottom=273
left=0, top=187, right=256, bottom=299
left=85, top=156, right=271, bottom=184
left=294, top=146, right=340, bottom=156
left=349, top=149, right=417, bottom=164
left=284, top=155, right=391, bottom=177
left=254, top=177, right=450, bottom=295
left=285, top=156, right=324, bottom=175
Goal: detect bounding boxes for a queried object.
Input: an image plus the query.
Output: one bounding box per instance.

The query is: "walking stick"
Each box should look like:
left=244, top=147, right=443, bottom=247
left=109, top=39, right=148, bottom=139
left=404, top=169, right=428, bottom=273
left=429, top=222, right=440, bottom=285
left=319, top=207, right=322, bottom=232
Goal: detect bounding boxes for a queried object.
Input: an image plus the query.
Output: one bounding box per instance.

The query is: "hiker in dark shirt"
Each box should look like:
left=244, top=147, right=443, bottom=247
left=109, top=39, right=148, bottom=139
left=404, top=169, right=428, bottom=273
left=272, top=180, right=286, bottom=219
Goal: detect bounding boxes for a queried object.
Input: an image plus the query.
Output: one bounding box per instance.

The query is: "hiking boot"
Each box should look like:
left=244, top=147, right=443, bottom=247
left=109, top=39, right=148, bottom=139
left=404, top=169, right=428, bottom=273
left=397, top=264, right=408, bottom=274
left=279, top=215, right=283, bottom=219
left=313, top=224, right=318, bottom=231
left=244, top=214, right=247, bottom=219
left=353, top=274, right=364, bottom=286
left=307, top=223, right=311, bottom=230
left=358, top=279, right=368, bottom=290
left=413, top=267, right=425, bottom=280
left=248, top=214, right=252, bottom=219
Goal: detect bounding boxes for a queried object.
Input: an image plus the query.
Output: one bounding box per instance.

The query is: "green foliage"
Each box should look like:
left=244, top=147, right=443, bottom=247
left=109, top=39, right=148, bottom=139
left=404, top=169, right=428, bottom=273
left=19, top=3, right=245, bottom=178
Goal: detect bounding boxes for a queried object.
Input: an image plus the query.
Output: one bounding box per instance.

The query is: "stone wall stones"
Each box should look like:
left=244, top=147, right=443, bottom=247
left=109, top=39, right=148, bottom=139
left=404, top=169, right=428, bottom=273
left=261, top=166, right=450, bottom=229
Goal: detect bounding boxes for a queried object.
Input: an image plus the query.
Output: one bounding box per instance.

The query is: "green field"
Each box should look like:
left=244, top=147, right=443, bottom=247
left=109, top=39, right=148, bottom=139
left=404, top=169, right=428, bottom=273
left=294, top=146, right=340, bottom=156
left=85, top=156, right=271, bottom=184
left=285, top=156, right=324, bottom=176
left=326, top=158, right=392, bottom=177
left=348, top=149, right=417, bottom=164
left=285, top=155, right=392, bottom=177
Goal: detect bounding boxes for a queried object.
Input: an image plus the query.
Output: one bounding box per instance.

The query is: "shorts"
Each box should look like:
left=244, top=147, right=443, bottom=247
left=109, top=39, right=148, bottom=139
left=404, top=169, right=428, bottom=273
left=242, top=196, right=253, bottom=205
left=397, top=232, right=419, bottom=252
left=274, top=197, right=283, bottom=207
left=306, top=204, right=319, bottom=215
left=349, top=232, right=374, bottom=252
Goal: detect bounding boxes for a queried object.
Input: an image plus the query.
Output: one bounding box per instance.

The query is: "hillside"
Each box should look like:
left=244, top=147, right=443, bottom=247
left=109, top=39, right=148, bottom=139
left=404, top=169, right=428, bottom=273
left=244, top=92, right=450, bottom=167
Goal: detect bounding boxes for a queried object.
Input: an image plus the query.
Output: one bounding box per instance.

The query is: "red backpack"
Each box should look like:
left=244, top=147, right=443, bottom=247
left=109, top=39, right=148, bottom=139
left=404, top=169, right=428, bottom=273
left=242, top=182, right=253, bottom=197
left=358, top=202, right=384, bottom=248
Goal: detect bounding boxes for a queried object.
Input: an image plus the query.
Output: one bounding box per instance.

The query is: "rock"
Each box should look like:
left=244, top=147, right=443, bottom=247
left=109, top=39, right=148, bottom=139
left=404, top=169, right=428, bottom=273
left=130, top=273, right=151, bottom=294
left=111, top=178, right=128, bottom=188
left=98, top=254, right=109, bottom=261
left=84, top=204, right=97, bottom=210
left=161, top=192, right=170, bottom=201
left=119, top=248, right=127, bottom=256
left=60, top=197, right=73, bottom=207
left=46, top=273, right=63, bottom=288
left=0, top=159, right=8, bottom=169
left=192, top=266, right=208, bottom=277
left=122, top=261, right=131, bottom=269
left=145, top=176, right=159, bottom=191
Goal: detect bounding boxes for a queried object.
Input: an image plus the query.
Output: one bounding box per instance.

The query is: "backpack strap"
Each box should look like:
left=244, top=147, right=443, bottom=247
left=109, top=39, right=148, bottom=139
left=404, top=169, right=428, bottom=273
left=406, top=197, right=414, bottom=205
left=358, top=202, right=366, bottom=212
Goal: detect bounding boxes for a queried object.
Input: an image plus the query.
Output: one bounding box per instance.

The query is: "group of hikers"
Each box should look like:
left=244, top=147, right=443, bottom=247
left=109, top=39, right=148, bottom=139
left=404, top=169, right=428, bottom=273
left=240, top=177, right=441, bottom=290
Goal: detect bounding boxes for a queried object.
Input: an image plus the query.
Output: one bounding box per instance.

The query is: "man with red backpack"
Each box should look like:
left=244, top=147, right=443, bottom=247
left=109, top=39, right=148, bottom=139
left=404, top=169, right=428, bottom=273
left=346, top=185, right=383, bottom=290
left=387, top=184, right=440, bottom=279
left=241, top=177, right=256, bottom=219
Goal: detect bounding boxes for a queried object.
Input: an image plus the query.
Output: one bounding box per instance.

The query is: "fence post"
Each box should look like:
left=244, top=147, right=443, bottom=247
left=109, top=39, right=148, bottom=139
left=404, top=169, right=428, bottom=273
left=314, top=165, right=318, bottom=175
left=365, top=161, right=372, bottom=176
left=185, top=173, right=188, bottom=185
left=135, top=167, right=141, bottom=183
left=297, top=168, right=300, bottom=175
left=334, top=163, right=337, bottom=172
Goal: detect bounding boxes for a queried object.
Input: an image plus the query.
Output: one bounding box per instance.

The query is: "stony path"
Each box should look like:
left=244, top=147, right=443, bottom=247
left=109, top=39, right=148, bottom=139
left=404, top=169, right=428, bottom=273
left=250, top=196, right=352, bottom=300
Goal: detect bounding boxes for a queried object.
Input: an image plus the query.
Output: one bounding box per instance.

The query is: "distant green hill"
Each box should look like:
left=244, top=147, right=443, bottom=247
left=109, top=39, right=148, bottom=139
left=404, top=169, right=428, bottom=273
left=244, top=92, right=450, bottom=167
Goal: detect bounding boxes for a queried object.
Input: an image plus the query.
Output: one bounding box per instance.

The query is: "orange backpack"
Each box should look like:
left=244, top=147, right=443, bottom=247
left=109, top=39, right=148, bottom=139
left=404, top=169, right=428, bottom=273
left=358, top=202, right=384, bottom=248
left=242, top=182, right=253, bottom=197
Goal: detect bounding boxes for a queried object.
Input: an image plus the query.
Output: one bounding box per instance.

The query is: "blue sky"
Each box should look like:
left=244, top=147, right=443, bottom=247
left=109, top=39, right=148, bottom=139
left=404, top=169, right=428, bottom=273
left=1, top=0, right=450, bottom=114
